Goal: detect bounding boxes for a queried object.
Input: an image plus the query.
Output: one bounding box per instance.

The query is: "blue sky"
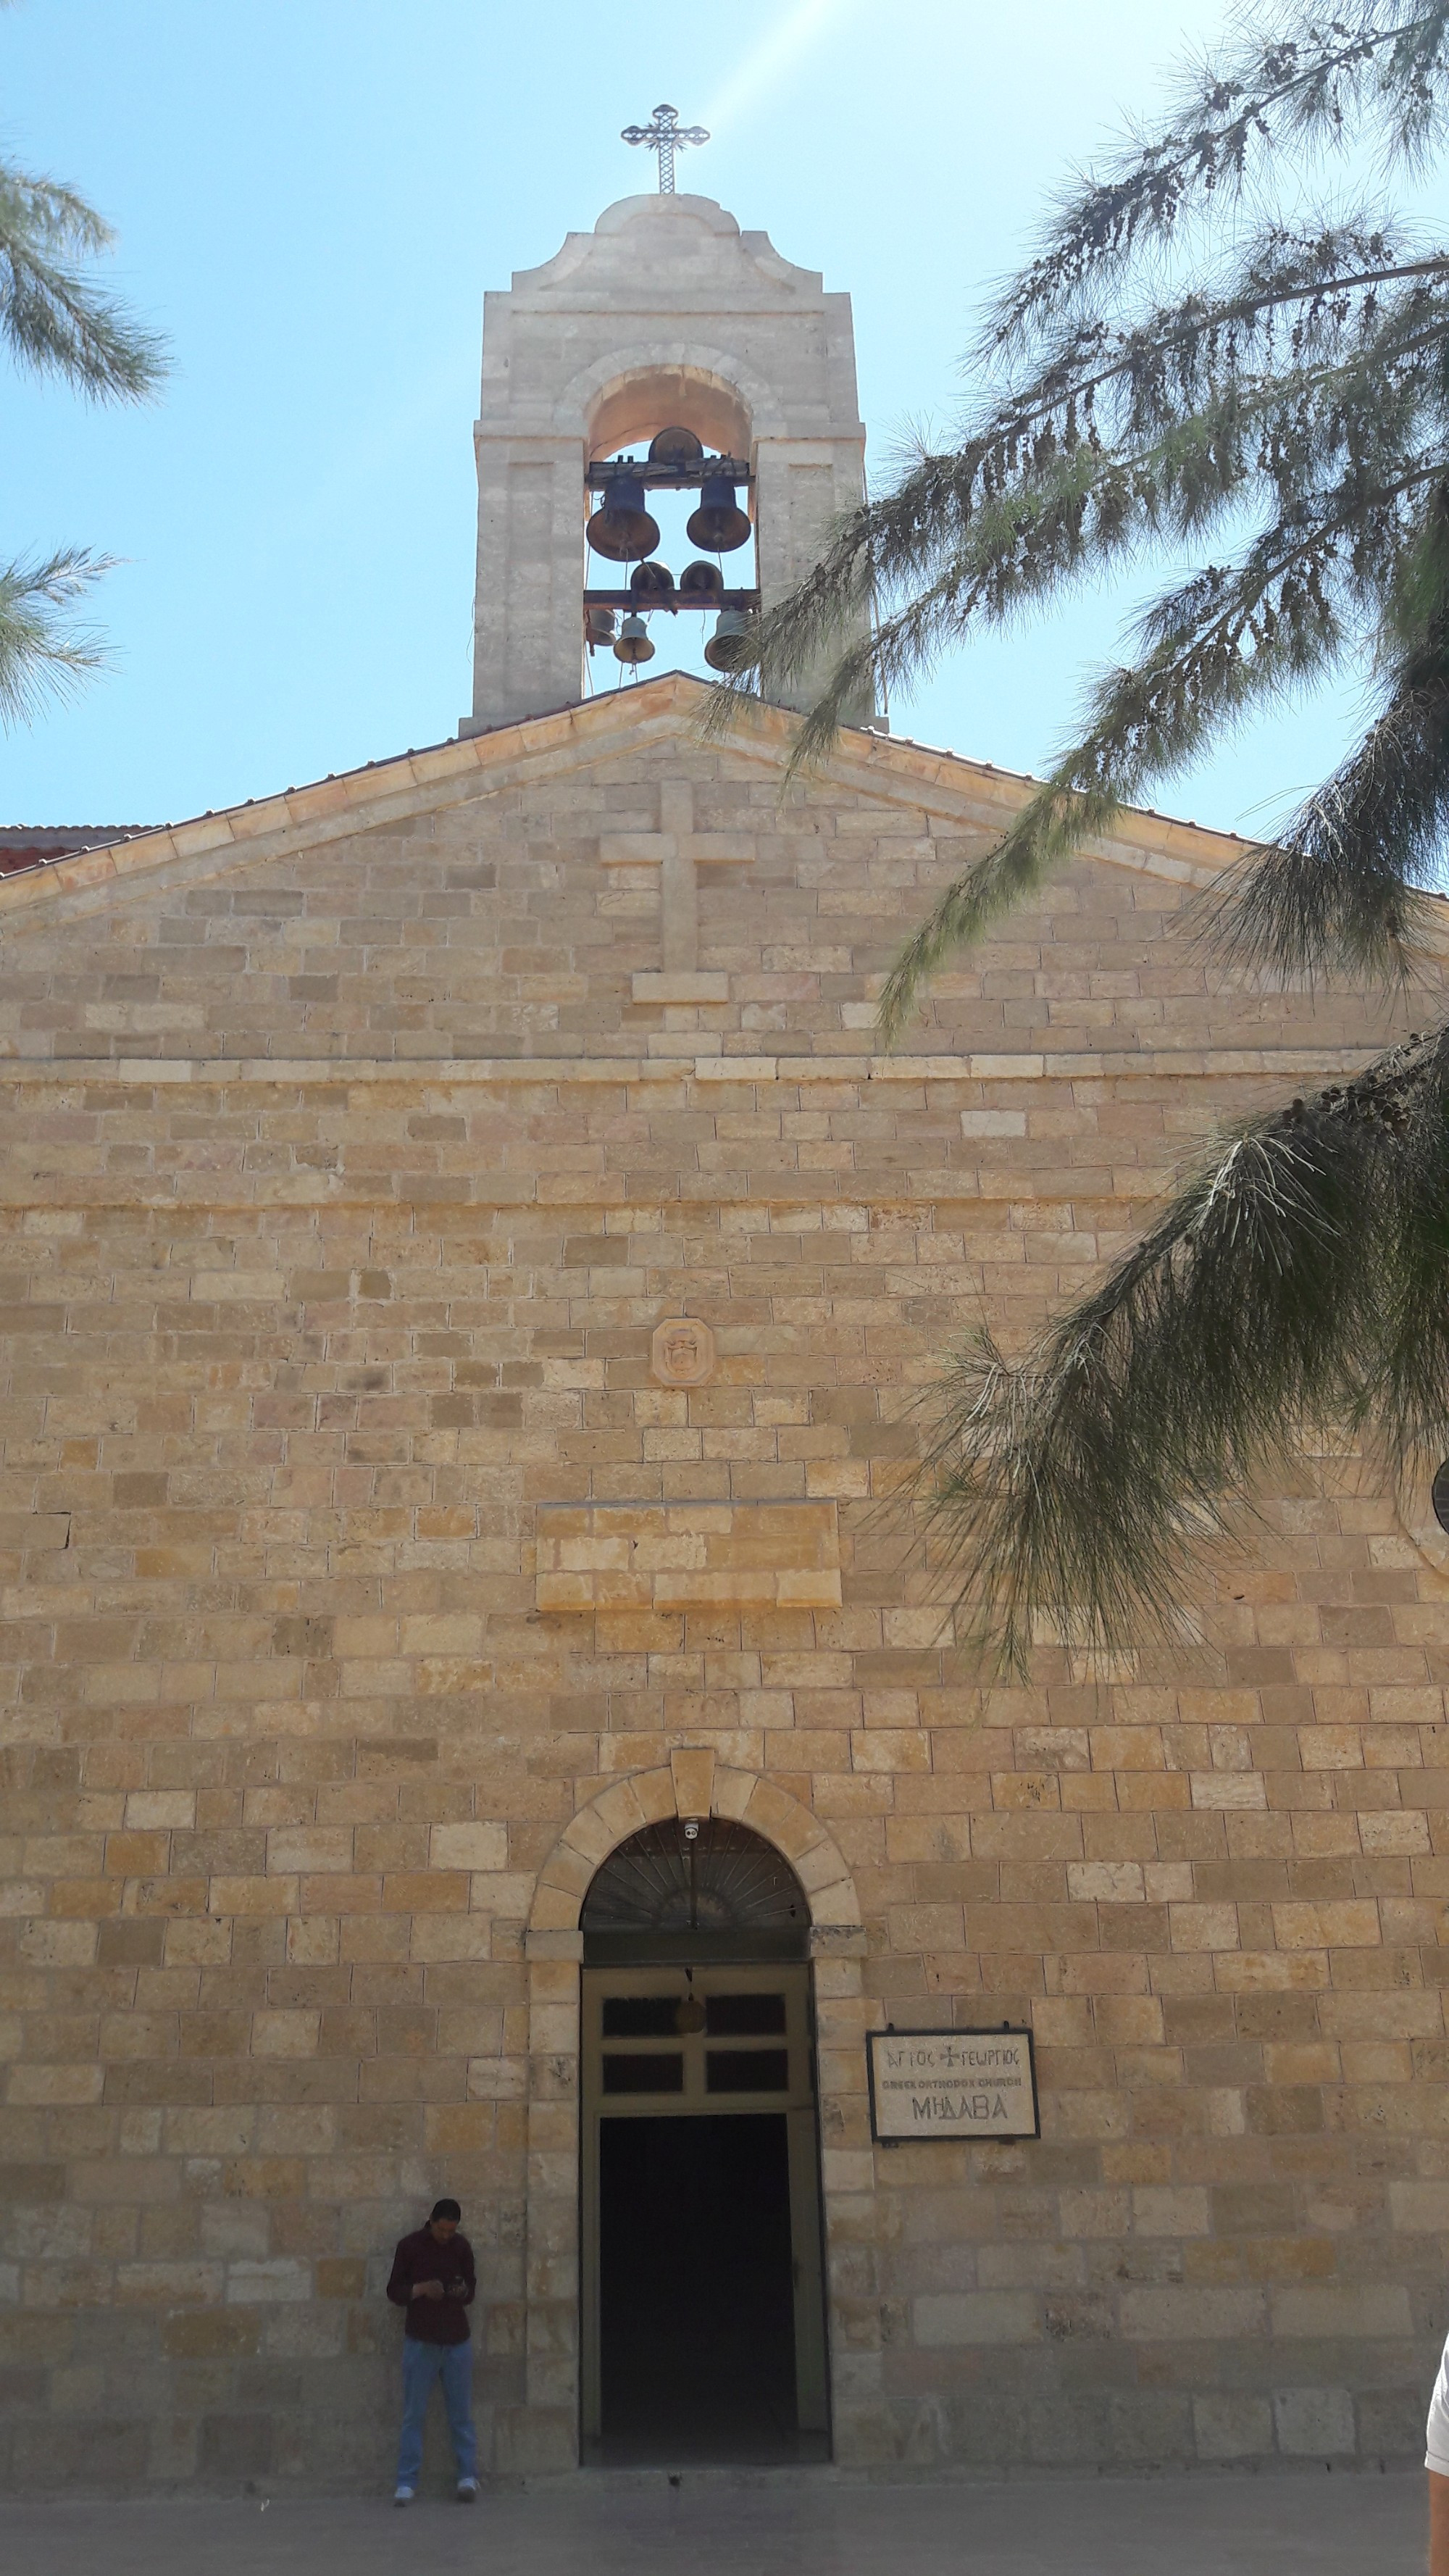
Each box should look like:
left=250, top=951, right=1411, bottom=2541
left=0, top=0, right=1430, bottom=834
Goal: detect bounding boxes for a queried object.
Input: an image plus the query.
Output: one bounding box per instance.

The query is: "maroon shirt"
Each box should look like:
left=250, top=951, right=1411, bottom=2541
left=386, top=2226, right=477, bottom=2346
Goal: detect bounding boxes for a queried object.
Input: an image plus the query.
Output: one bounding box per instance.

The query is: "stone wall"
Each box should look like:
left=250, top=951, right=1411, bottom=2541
left=0, top=678, right=1445, bottom=2487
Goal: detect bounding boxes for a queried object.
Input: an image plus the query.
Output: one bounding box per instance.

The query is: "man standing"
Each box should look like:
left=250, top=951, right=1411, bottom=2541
left=386, top=2196, right=479, bottom=2505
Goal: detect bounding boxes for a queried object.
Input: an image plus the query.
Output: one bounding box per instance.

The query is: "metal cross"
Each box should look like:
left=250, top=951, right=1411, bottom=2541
left=621, top=103, right=709, bottom=195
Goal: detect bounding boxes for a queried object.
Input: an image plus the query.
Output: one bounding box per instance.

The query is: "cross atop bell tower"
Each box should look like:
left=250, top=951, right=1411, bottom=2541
left=462, top=191, right=872, bottom=735
left=621, top=104, right=709, bottom=195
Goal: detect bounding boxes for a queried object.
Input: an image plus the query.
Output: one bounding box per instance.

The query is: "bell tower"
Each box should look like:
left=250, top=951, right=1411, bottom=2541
left=462, top=189, right=871, bottom=734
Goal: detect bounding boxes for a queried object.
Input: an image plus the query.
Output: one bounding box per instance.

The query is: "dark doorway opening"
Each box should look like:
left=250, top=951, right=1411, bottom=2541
left=579, top=1838, right=830, bottom=2464
left=598, top=2112, right=798, bottom=2462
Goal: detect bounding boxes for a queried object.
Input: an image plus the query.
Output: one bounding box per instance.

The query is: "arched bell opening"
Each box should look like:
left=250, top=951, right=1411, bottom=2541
left=581, top=1816, right=808, bottom=1966
left=578, top=1814, right=830, bottom=2464
left=582, top=366, right=759, bottom=690
left=586, top=366, right=752, bottom=464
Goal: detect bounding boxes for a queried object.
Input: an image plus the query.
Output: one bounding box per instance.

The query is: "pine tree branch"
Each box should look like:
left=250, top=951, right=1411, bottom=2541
left=990, top=3, right=1449, bottom=357
left=0, top=162, right=167, bottom=400
left=1200, top=661, right=1449, bottom=982
left=710, top=246, right=1449, bottom=762
left=921, top=1028, right=1449, bottom=1669
left=989, top=241, right=1449, bottom=462
left=874, top=456, right=1445, bottom=1037
left=0, top=549, right=112, bottom=726
left=1172, top=471, right=1449, bottom=983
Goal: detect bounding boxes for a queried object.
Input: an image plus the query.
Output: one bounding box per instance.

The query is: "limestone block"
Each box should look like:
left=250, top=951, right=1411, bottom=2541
left=822, top=2151, right=877, bottom=2196
left=1269, top=2285, right=1413, bottom=2339
left=218, top=2267, right=311, bottom=2308
left=1387, top=2180, right=1449, bottom=2230
left=466, top=2058, right=527, bottom=2100
left=914, top=2292, right=1040, bottom=2346
left=632, top=974, right=730, bottom=1005
left=430, top=1824, right=509, bottom=1872
left=9, top=2066, right=104, bottom=2105
left=559, top=1808, right=624, bottom=1869
left=525, top=1883, right=579, bottom=1933
left=1273, top=2388, right=1357, bottom=2455
left=711, top=1767, right=756, bottom=1823
left=493, top=2406, right=578, bottom=2476
left=1119, top=2287, right=1266, bottom=2339
left=407, top=1916, right=493, bottom=1962
left=588, top=1782, right=648, bottom=1848
left=1193, top=2395, right=1274, bottom=2459
left=161, top=2311, right=259, bottom=2360
left=537, top=1843, right=595, bottom=1900
left=743, top=1777, right=814, bottom=1846
left=804, top=1877, right=861, bottom=1930
left=624, top=1769, right=674, bottom=1830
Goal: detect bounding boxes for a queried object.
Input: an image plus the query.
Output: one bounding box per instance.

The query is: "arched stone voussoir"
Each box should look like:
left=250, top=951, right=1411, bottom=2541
left=741, top=1776, right=832, bottom=1866
left=527, top=1762, right=859, bottom=1935
left=806, top=1877, right=862, bottom=1929
left=631, top=1767, right=678, bottom=1827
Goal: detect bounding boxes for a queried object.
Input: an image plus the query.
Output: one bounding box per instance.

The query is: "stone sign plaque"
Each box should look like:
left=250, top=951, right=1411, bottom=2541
left=868, top=2027, right=1039, bottom=2141
left=651, top=1316, right=715, bottom=1386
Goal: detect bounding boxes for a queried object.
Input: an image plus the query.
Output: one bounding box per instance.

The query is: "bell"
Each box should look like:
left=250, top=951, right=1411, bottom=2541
left=630, top=560, right=675, bottom=607
left=614, top=613, right=654, bottom=666
left=584, top=605, right=617, bottom=649
left=703, top=607, right=753, bottom=672
left=678, top=559, right=724, bottom=604
left=686, top=473, right=751, bottom=554
left=648, top=425, right=703, bottom=466
left=587, top=471, right=659, bottom=563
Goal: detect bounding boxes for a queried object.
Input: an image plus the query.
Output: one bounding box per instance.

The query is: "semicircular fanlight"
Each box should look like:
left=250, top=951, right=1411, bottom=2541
left=580, top=1817, right=804, bottom=1935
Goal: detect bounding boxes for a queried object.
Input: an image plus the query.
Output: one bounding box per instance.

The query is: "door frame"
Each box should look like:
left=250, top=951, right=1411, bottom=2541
left=517, top=1760, right=869, bottom=2478
left=579, top=1959, right=830, bottom=2448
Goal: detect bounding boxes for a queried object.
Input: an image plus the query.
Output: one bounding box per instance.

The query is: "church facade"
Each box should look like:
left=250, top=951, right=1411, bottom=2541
left=1, top=189, right=1446, bottom=2492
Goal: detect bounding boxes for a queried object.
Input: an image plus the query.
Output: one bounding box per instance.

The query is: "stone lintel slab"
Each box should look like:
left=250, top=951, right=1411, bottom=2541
left=535, top=1497, right=840, bottom=1613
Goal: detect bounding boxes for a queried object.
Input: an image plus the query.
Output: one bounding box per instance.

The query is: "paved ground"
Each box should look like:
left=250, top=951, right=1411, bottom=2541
left=0, top=2469, right=1427, bottom=2576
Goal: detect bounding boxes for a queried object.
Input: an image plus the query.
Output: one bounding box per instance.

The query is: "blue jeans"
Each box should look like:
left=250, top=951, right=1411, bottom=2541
left=396, top=2333, right=477, bottom=2487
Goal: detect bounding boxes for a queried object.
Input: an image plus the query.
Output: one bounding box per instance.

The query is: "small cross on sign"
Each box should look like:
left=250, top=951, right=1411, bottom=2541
left=621, top=104, right=709, bottom=195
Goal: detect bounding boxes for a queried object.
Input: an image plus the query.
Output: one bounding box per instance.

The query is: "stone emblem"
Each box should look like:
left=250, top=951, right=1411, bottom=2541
left=651, top=1316, right=715, bottom=1386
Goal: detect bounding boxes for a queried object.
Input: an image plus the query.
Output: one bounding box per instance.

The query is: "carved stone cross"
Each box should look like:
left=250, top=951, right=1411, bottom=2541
left=600, top=778, right=753, bottom=1001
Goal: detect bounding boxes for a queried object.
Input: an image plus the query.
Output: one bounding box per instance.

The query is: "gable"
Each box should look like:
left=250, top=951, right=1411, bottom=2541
left=0, top=676, right=1432, bottom=1075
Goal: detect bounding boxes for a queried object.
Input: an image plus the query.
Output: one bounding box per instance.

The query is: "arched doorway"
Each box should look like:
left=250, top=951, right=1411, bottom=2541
left=579, top=1817, right=830, bottom=2464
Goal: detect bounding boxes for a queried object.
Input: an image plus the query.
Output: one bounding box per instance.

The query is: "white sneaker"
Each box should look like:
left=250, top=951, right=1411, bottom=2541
left=457, top=2478, right=479, bottom=2501
left=393, top=2486, right=415, bottom=2506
